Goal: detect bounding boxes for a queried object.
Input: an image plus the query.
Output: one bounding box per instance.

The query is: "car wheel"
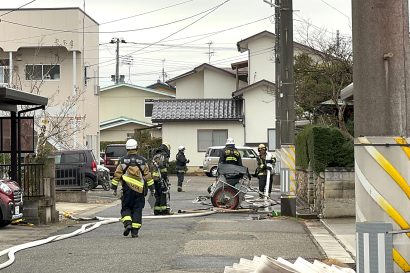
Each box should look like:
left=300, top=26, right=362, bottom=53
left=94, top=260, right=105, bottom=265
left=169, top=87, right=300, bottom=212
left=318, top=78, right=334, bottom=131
left=82, top=177, right=94, bottom=191
left=205, top=172, right=212, bottom=177
left=210, top=166, right=218, bottom=177
left=0, top=211, right=10, bottom=228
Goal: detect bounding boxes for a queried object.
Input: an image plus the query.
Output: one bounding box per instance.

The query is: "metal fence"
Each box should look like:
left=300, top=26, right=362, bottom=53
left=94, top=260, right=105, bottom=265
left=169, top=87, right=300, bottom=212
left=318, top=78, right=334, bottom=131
left=55, top=163, right=86, bottom=190
left=0, top=163, right=45, bottom=198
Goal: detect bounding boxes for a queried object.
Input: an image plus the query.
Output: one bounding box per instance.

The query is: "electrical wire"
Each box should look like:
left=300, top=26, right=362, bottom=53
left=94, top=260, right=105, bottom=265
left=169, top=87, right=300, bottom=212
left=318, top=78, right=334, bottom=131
left=0, top=0, right=196, bottom=43
left=318, top=0, right=351, bottom=20
left=0, top=4, right=223, bottom=34
left=0, top=0, right=37, bottom=17
left=89, top=0, right=231, bottom=68
left=96, top=14, right=268, bottom=69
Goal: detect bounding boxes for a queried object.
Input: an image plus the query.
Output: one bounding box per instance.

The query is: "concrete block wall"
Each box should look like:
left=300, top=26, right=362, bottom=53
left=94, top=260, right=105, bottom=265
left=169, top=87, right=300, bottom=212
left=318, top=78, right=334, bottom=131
left=322, top=168, right=355, bottom=218
left=296, top=167, right=355, bottom=218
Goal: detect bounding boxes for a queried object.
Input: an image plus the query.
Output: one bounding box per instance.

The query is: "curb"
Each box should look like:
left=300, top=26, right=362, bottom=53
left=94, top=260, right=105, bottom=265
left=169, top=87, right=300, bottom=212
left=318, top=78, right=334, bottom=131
left=320, top=219, right=356, bottom=262
left=303, top=219, right=355, bottom=266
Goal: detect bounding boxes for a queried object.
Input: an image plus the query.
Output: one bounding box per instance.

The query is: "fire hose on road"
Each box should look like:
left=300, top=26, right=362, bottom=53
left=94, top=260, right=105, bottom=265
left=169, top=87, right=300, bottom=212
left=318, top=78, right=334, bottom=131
left=0, top=210, right=216, bottom=270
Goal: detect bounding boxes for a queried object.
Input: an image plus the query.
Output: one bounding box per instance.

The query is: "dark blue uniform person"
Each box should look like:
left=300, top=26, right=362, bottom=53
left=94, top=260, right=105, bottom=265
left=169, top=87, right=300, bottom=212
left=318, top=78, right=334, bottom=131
left=176, top=145, right=189, bottom=192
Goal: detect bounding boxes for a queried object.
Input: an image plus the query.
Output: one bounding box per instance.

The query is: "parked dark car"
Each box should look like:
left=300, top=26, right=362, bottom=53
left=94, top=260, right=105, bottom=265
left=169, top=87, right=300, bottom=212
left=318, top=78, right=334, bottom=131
left=54, top=150, right=97, bottom=191
left=104, top=144, right=127, bottom=177
left=0, top=179, right=23, bottom=227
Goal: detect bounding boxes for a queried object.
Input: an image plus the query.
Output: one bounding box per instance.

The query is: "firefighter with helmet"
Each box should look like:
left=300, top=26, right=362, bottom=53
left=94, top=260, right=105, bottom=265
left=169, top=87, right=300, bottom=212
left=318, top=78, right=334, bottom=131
left=219, top=137, right=242, bottom=166
left=111, top=138, right=155, bottom=238
left=151, top=142, right=172, bottom=215
left=256, top=143, right=276, bottom=198
left=176, top=145, right=190, bottom=192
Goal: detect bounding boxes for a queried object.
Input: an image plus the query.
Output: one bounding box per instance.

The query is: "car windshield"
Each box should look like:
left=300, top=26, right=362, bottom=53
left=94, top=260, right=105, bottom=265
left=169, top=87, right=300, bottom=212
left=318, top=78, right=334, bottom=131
left=105, top=146, right=127, bottom=157
left=209, top=149, right=222, bottom=157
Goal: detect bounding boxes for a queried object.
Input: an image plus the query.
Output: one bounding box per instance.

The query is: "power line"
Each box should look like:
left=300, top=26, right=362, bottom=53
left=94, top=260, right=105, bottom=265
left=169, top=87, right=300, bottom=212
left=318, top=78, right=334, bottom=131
left=0, top=0, right=196, bottom=42
left=0, top=0, right=36, bottom=17
left=99, top=15, right=271, bottom=66
left=97, top=0, right=194, bottom=26
left=0, top=2, right=221, bottom=34
left=293, top=14, right=351, bottom=38
left=318, top=0, right=351, bottom=20
left=89, top=0, right=231, bottom=68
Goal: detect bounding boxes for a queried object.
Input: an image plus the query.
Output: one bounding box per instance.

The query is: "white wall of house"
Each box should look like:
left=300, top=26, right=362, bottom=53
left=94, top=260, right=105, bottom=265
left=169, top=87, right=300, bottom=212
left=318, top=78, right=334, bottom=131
left=243, top=86, right=276, bottom=145
left=247, top=36, right=275, bottom=84
left=161, top=121, right=244, bottom=168
left=175, top=72, right=204, bottom=99
left=101, top=123, right=147, bottom=142
left=0, top=8, right=99, bottom=152
left=203, top=69, right=236, bottom=98
left=0, top=8, right=95, bottom=52
left=100, top=85, right=173, bottom=123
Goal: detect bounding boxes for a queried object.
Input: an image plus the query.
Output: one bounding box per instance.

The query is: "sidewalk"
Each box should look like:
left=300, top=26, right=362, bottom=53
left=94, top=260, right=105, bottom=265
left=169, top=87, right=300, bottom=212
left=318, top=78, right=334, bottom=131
left=0, top=200, right=120, bottom=253
left=56, top=199, right=121, bottom=219
left=304, top=217, right=356, bottom=265
left=321, top=217, right=356, bottom=259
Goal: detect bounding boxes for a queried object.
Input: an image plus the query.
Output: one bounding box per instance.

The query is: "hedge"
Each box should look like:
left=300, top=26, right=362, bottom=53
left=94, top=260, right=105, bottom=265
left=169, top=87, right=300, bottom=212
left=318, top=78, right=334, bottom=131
left=295, top=125, right=354, bottom=173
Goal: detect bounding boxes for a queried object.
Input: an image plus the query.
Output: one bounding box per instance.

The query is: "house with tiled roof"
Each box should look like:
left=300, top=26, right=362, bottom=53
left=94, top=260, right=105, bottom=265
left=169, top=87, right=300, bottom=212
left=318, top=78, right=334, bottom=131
left=152, top=30, right=318, bottom=169
left=99, top=83, right=175, bottom=142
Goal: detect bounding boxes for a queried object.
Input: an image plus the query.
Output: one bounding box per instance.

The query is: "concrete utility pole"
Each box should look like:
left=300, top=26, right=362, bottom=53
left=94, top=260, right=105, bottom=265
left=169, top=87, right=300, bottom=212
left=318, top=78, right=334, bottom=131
left=278, top=0, right=296, bottom=217
left=110, top=38, right=126, bottom=84
left=264, top=0, right=296, bottom=216
left=353, top=1, right=410, bottom=272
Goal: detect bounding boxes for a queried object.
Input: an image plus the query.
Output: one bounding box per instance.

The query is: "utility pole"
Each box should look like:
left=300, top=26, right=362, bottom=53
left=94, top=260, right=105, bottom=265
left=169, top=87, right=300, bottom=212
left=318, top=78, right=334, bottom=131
left=353, top=1, right=410, bottom=272
left=206, top=41, right=214, bottom=64
left=264, top=0, right=296, bottom=217
left=121, top=56, right=133, bottom=83
left=161, top=59, right=168, bottom=83
left=110, top=38, right=126, bottom=84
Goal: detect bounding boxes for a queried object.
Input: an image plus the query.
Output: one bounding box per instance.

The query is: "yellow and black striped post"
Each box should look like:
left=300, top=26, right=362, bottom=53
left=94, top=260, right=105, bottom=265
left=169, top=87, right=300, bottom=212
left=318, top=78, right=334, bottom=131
left=356, top=136, right=410, bottom=272
left=279, top=144, right=296, bottom=217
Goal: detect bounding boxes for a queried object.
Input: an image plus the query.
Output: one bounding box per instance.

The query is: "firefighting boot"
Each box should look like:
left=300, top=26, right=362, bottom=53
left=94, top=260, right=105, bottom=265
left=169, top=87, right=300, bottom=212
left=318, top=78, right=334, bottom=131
left=131, top=229, right=139, bottom=238
left=123, top=224, right=132, bottom=236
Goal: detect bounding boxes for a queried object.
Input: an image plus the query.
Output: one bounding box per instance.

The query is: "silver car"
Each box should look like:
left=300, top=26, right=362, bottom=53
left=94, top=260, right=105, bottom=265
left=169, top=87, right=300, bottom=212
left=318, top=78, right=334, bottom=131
left=202, top=146, right=258, bottom=177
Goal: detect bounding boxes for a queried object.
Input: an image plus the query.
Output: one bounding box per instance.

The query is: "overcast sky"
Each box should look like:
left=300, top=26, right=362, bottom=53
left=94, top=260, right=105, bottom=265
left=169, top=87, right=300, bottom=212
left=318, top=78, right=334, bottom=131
left=3, top=0, right=352, bottom=87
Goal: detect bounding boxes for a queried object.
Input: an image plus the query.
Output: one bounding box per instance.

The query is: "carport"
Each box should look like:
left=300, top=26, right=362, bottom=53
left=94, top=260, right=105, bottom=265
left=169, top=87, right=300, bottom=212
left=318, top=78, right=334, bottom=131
left=0, top=87, right=48, bottom=182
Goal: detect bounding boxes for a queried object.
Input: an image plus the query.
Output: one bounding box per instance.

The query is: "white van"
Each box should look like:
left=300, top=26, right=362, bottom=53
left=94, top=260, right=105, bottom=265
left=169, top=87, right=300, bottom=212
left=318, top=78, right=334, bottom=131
left=202, top=146, right=258, bottom=177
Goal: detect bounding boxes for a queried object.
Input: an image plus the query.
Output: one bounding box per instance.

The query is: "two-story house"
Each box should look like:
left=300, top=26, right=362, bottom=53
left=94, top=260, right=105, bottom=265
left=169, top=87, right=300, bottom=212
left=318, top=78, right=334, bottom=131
left=99, top=83, right=175, bottom=142
left=152, top=30, right=321, bottom=169
left=152, top=63, right=249, bottom=167
left=0, top=8, right=99, bottom=155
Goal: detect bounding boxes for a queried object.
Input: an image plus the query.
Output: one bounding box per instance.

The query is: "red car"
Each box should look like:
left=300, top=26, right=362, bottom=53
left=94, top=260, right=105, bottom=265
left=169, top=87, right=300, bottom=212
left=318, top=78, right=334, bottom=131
left=0, top=179, right=23, bottom=227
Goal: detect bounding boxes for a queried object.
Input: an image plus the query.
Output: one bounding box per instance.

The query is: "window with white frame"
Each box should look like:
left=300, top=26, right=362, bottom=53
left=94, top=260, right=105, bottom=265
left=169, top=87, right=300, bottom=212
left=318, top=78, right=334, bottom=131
left=197, top=129, right=228, bottom=152
left=144, top=99, right=154, bottom=118
left=25, top=64, right=60, bottom=80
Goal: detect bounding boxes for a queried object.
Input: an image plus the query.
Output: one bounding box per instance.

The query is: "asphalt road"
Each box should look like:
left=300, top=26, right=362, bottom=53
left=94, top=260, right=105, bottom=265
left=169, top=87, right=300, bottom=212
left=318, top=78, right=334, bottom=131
left=0, top=176, right=324, bottom=273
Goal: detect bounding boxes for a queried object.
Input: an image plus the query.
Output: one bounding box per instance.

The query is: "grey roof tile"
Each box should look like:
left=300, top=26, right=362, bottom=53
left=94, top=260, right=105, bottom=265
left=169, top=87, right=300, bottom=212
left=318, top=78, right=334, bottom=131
left=152, top=99, right=243, bottom=122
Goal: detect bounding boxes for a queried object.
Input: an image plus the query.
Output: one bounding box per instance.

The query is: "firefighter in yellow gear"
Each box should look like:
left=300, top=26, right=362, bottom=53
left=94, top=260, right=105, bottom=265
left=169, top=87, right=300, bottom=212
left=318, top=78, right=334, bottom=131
left=111, top=139, right=154, bottom=238
left=219, top=137, right=242, bottom=166
left=256, top=143, right=276, bottom=198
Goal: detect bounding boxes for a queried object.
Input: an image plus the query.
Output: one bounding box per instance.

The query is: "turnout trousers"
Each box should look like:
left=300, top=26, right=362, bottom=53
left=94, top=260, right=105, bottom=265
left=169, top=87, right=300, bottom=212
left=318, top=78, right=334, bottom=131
left=258, top=175, right=272, bottom=197
left=121, top=188, right=145, bottom=234
left=154, top=173, right=169, bottom=215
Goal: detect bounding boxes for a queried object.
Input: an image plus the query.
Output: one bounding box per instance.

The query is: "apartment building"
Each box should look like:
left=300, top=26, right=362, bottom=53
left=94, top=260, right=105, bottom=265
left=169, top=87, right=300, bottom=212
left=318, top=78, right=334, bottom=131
left=0, top=8, right=99, bottom=154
